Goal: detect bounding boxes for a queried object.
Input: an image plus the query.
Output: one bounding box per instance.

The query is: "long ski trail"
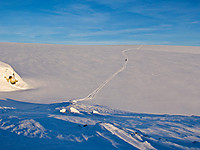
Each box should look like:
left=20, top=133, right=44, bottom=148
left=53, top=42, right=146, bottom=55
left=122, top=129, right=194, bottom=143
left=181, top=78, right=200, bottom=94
left=72, top=45, right=143, bottom=102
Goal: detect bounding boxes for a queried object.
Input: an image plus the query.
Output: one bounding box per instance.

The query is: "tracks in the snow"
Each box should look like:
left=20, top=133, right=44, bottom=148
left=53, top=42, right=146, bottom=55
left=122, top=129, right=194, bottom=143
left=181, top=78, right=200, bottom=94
left=72, top=45, right=143, bottom=102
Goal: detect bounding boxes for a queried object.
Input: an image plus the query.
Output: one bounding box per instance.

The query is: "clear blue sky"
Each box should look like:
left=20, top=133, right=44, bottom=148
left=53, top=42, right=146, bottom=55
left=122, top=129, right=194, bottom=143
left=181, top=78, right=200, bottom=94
left=0, top=0, right=200, bottom=45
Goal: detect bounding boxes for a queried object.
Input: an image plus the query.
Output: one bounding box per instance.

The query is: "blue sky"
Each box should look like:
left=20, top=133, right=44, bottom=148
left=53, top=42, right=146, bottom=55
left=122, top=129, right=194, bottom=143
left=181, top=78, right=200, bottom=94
left=0, top=0, right=200, bottom=45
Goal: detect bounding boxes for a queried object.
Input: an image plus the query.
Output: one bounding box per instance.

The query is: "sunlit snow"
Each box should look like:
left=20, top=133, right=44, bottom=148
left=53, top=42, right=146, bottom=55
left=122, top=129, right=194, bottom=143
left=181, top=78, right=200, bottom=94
left=0, top=43, right=200, bottom=149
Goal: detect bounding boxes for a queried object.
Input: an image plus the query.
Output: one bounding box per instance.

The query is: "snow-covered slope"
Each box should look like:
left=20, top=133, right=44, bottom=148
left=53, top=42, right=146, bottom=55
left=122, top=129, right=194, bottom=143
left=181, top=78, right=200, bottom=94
left=0, top=42, right=199, bottom=115
left=0, top=42, right=200, bottom=149
left=0, top=99, right=199, bottom=150
left=0, top=61, right=29, bottom=91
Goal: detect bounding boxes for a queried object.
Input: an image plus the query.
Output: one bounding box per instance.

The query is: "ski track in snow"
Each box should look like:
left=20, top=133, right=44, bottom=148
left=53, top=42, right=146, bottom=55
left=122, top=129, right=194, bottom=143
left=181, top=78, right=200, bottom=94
left=73, top=45, right=143, bottom=102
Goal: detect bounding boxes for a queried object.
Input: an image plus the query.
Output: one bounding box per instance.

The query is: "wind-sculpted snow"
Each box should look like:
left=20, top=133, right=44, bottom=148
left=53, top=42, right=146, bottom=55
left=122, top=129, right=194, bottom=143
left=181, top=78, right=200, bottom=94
left=0, top=99, right=200, bottom=149
left=0, top=118, right=48, bottom=138
left=101, top=123, right=155, bottom=150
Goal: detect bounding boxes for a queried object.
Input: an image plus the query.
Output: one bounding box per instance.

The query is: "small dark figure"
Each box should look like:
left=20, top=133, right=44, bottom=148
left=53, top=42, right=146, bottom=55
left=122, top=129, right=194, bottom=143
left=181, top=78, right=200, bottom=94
left=135, top=132, right=138, bottom=134
left=4, top=73, right=18, bottom=84
left=125, top=59, right=128, bottom=61
left=83, top=124, right=87, bottom=127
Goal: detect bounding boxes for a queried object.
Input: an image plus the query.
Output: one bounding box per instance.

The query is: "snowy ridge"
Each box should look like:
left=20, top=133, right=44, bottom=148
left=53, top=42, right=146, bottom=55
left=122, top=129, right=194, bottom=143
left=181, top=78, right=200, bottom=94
left=0, top=99, right=200, bottom=149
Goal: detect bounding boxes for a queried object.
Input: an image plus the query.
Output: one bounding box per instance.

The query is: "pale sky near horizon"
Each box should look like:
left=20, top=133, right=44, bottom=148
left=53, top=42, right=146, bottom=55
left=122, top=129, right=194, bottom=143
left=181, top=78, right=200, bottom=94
left=0, top=0, right=200, bottom=46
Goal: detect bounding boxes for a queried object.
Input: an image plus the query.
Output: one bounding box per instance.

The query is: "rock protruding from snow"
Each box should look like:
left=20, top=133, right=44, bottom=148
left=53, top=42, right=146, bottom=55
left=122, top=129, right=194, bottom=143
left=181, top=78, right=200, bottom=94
left=0, top=61, right=29, bottom=92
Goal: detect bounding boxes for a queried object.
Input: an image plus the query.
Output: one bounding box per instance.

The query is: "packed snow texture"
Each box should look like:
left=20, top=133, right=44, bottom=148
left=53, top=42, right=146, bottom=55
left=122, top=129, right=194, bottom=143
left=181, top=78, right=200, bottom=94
left=0, top=42, right=200, bottom=115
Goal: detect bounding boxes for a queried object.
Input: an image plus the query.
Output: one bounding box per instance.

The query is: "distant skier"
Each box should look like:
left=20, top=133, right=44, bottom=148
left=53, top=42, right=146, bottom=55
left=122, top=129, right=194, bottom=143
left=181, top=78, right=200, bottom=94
left=125, top=59, right=128, bottom=61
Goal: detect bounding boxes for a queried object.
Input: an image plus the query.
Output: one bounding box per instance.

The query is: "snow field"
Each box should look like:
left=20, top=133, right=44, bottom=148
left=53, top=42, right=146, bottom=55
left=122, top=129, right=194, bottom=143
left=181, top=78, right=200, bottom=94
left=0, top=43, right=200, bottom=115
left=0, top=42, right=200, bottom=149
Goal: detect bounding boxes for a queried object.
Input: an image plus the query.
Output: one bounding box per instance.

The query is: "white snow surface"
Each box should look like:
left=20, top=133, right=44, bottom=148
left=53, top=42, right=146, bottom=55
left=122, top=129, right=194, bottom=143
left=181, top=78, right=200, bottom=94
left=0, top=61, right=29, bottom=91
left=1, top=42, right=200, bottom=149
left=0, top=42, right=200, bottom=115
left=69, top=107, right=80, bottom=114
left=92, top=110, right=100, bottom=114
left=0, top=100, right=199, bottom=150
left=59, top=108, right=66, bottom=113
left=101, top=123, right=156, bottom=150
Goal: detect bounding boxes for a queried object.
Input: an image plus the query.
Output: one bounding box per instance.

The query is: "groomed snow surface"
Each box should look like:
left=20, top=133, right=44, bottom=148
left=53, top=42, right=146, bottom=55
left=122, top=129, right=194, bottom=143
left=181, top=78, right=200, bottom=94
left=0, top=42, right=200, bottom=149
